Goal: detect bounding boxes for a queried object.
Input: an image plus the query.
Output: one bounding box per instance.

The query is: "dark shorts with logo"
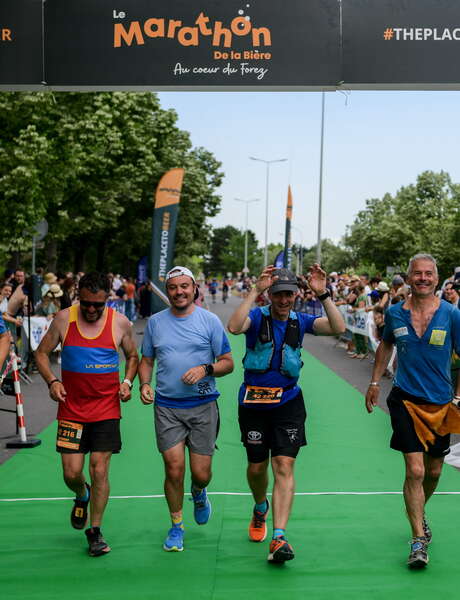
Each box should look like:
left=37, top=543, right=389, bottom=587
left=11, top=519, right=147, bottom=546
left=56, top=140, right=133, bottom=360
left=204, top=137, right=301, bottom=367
left=386, top=387, right=450, bottom=458
left=56, top=418, right=121, bottom=454
left=238, top=391, right=307, bottom=463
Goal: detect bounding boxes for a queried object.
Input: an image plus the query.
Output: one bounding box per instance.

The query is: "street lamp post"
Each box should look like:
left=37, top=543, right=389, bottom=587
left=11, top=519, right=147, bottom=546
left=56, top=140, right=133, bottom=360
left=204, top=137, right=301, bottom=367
left=291, top=225, right=304, bottom=275
left=316, top=91, right=326, bottom=264
left=249, top=156, right=287, bottom=266
left=235, top=198, right=260, bottom=274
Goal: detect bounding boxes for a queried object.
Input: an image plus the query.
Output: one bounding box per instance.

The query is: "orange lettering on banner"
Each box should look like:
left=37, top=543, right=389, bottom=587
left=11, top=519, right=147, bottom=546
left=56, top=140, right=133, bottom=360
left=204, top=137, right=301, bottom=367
left=2, top=29, right=12, bottom=41
left=252, top=27, right=271, bottom=46
left=212, top=21, right=232, bottom=47
left=231, top=17, right=251, bottom=37
left=178, top=27, right=199, bottom=46
left=144, top=18, right=165, bottom=38
left=114, top=22, right=144, bottom=47
left=195, top=12, right=212, bottom=35
left=167, top=20, right=182, bottom=38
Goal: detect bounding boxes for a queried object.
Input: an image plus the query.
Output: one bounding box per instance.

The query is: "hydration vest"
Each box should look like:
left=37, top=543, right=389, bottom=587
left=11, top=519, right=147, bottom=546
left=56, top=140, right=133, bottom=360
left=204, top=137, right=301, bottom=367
left=243, top=305, right=303, bottom=378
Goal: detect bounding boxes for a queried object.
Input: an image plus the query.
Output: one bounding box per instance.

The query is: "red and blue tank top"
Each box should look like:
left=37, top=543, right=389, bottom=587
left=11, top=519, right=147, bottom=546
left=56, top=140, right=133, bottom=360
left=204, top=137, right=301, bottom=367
left=58, top=304, right=120, bottom=422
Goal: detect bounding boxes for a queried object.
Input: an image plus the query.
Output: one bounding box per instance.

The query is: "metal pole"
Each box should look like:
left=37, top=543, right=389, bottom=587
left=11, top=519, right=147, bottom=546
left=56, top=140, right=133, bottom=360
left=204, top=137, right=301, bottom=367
left=235, top=198, right=260, bottom=274
left=244, top=202, right=249, bottom=273
left=31, top=235, right=36, bottom=274
left=264, top=164, right=270, bottom=266
left=249, top=157, right=287, bottom=267
left=316, top=91, right=325, bottom=264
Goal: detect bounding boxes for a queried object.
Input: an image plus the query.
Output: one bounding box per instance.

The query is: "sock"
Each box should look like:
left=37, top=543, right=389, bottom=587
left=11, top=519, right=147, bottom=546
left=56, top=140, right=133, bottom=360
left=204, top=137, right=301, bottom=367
left=90, top=526, right=100, bottom=534
left=273, top=528, right=285, bottom=539
left=255, top=499, right=268, bottom=513
left=77, top=486, right=89, bottom=502
left=191, top=484, right=203, bottom=496
left=171, top=512, right=184, bottom=530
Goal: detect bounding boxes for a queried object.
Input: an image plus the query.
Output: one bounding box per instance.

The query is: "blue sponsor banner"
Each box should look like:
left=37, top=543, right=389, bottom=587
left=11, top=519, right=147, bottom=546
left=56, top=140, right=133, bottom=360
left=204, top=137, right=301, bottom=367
left=274, top=250, right=284, bottom=268
left=137, top=255, right=148, bottom=285
left=107, top=299, right=125, bottom=315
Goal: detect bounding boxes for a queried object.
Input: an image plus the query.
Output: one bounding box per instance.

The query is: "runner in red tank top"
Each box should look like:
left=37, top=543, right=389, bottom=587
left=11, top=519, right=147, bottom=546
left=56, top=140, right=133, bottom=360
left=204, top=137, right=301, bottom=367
left=36, top=272, right=138, bottom=557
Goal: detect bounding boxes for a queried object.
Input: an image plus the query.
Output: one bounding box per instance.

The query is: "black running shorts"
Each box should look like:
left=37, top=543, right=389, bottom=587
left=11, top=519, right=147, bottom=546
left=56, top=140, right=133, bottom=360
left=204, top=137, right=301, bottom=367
left=238, top=391, right=307, bottom=463
left=386, top=387, right=450, bottom=457
left=56, top=418, right=121, bottom=454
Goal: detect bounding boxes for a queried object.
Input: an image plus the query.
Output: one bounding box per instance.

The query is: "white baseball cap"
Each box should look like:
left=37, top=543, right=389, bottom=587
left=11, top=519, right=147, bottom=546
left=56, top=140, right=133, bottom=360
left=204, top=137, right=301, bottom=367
left=166, top=266, right=195, bottom=283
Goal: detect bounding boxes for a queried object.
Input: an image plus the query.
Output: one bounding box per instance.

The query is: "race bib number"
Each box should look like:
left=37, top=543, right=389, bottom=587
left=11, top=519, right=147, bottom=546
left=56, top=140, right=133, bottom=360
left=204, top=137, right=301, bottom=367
left=429, top=329, right=446, bottom=346
left=243, top=385, right=283, bottom=404
left=57, top=420, right=83, bottom=450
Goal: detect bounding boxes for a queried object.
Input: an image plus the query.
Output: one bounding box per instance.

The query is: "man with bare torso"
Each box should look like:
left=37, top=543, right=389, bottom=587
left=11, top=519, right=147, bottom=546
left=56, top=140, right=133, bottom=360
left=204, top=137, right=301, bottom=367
left=35, top=272, right=138, bottom=557
left=366, top=254, right=460, bottom=569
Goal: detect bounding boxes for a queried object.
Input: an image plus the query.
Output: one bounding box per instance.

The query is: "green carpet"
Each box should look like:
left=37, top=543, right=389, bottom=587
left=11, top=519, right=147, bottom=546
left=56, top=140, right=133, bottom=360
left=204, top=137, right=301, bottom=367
left=1, top=335, right=459, bottom=599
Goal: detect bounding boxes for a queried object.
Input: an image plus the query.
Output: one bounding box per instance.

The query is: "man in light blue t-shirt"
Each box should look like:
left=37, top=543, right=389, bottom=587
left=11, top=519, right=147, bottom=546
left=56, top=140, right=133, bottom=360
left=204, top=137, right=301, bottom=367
left=138, top=266, right=233, bottom=553
left=366, top=253, right=460, bottom=570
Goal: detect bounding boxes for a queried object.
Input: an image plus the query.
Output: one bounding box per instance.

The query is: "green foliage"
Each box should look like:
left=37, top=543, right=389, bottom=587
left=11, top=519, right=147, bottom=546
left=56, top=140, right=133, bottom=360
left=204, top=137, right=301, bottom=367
left=344, top=171, right=460, bottom=280
left=206, top=225, right=261, bottom=276
left=0, top=92, right=223, bottom=273
left=301, top=239, right=355, bottom=274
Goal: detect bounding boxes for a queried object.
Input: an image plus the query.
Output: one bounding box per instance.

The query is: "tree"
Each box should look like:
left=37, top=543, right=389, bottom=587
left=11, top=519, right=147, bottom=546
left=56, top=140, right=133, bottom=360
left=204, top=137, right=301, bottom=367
left=0, top=92, right=224, bottom=274
left=205, top=225, right=260, bottom=276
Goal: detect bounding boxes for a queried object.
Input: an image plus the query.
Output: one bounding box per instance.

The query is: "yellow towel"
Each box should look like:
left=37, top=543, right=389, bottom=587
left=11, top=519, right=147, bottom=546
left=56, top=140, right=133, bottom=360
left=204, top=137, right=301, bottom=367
left=403, top=400, right=460, bottom=452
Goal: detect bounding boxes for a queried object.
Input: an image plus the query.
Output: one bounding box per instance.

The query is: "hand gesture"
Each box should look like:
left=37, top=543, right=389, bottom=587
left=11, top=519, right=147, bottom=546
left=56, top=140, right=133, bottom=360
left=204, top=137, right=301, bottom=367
left=365, top=385, right=379, bottom=413
left=181, top=365, right=206, bottom=386
left=255, top=265, right=278, bottom=294
left=140, top=383, right=154, bottom=405
left=119, top=382, right=131, bottom=403
left=49, top=381, right=67, bottom=403
left=306, top=263, right=327, bottom=296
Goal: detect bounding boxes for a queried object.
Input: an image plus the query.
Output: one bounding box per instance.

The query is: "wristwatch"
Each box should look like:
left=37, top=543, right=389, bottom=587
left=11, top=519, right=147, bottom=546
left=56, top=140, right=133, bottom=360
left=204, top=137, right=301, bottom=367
left=203, top=364, right=214, bottom=376
left=317, top=290, right=330, bottom=301
left=122, top=378, right=133, bottom=388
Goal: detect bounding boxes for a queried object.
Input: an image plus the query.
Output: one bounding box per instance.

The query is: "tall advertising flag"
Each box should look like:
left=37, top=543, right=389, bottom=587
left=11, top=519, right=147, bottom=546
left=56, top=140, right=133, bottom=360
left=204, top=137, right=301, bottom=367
left=283, top=185, right=293, bottom=269
left=150, top=168, right=185, bottom=313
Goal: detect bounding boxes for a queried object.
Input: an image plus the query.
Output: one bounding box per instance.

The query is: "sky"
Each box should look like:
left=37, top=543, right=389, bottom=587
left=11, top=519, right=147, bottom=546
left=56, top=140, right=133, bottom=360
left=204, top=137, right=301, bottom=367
left=158, top=90, right=460, bottom=251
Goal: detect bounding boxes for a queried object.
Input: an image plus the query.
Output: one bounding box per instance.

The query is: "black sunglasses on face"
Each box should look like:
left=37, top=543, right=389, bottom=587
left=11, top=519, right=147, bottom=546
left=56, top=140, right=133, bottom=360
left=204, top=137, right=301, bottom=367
left=80, top=300, right=106, bottom=308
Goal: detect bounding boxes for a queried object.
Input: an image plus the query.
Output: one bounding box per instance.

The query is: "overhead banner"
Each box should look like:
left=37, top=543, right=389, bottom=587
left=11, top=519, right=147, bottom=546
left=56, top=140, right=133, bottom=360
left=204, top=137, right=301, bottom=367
left=0, top=0, right=43, bottom=86
left=44, top=0, right=340, bottom=88
left=342, top=0, right=460, bottom=86
left=283, top=185, right=293, bottom=270
left=150, top=168, right=184, bottom=312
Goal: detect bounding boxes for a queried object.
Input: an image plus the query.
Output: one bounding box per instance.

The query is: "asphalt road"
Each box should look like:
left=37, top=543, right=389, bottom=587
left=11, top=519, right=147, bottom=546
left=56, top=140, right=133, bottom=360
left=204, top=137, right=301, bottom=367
left=1, top=292, right=455, bottom=464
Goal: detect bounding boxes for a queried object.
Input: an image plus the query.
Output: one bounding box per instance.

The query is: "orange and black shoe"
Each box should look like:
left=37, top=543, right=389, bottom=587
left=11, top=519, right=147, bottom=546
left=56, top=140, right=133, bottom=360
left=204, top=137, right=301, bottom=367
left=267, top=536, right=295, bottom=563
left=248, top=499, right=270, bottom=542
left=71, top=483, right=90, bottom=530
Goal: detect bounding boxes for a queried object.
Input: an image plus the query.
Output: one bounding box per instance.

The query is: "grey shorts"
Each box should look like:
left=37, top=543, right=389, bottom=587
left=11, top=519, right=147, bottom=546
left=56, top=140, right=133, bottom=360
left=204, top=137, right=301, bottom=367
left=154, top=401, right=219, bottom=455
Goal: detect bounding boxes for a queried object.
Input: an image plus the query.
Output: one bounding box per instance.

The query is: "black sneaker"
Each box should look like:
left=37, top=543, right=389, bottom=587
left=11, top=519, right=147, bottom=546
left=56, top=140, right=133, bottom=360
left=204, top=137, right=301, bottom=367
left=422, top=515, right=432, bottom=544
left=85, top=527, right=111, bottom=557
left=407, top=536, right=429, bottom=569
left=267, top=536, right=295, bottom=563
left=70, top=483, right=90, bottom=530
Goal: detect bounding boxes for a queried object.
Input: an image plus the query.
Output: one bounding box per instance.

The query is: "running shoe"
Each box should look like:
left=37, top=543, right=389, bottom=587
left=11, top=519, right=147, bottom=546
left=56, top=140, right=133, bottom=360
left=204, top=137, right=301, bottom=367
left=190, top=487, right=212, bottom=525
left=248, top=499, right=270, bottom=542
left=71, top=483, right=91, bottom=530
left=423, top=515, right=432, bottom=544
left=163, top=526, right=184, bottom=552
left=85, top=527, right=111, bottom=557
left=267, top=536, right=295, bottom=563
left=407, top=536, right=429, bottom=569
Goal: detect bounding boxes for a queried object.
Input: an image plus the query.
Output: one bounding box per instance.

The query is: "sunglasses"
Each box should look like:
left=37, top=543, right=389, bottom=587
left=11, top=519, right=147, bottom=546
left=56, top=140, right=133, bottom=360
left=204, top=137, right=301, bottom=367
left=80, top=300, right=106, bottom=308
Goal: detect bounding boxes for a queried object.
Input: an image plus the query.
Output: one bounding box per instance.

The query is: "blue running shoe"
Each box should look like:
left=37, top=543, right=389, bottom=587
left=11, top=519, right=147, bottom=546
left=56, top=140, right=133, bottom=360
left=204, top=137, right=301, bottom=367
left=163, top=526, right=184, bottom=552
left=190, top=487, right=212, bottom=525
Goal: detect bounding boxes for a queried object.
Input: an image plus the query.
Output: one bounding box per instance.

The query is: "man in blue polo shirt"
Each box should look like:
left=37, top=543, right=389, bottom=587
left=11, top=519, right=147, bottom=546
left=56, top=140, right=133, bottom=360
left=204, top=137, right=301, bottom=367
left=228, top=264, right=345, bottom=564
left=138, top=266, right=233, bottom=553
left=366, top=253, right=460, bottom=570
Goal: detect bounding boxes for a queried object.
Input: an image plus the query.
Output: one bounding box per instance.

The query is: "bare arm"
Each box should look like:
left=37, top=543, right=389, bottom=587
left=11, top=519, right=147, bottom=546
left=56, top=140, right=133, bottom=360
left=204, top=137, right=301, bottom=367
left=181, top=351, right=234, bottom=385
left=307, top=264, right=346, bottom=336
left=227, top=266, right=277, bottom=334
left=118, top=320, right=139, bottom=402
left=138, top=355, right=155, bottom=405
left=35, top=314, right=67, bottom=402
left=0, top=332, right=10, bottom=374
left=365, top=339, right=394, bottom=413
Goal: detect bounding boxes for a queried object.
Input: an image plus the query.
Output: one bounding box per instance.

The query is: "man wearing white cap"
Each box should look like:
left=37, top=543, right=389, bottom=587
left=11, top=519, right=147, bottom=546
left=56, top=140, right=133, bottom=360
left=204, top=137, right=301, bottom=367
left=138, top=266, right=234, bottom=553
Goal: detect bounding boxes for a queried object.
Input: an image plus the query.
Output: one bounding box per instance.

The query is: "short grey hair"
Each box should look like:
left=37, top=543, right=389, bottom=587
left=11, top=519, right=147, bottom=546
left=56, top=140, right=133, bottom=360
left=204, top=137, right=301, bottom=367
left=407, top=253, right=438, bottom=276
